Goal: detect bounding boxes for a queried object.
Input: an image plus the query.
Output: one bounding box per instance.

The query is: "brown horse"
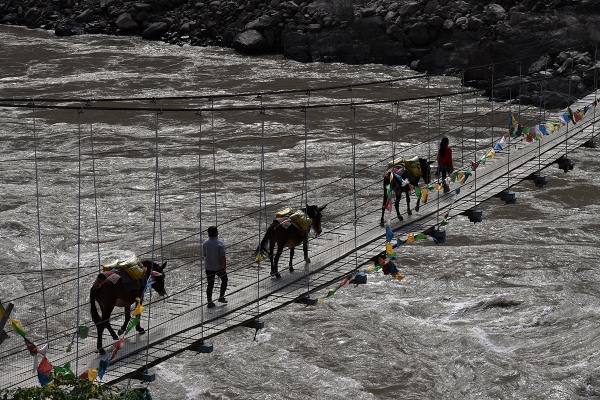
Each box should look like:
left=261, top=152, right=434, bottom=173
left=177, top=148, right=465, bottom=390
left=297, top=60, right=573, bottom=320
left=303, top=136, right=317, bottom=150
left=90, top=260, right=167, bottom=355
left=255, top=204, right=326, bottom=279
left=380, top=157, right=433, bottom=226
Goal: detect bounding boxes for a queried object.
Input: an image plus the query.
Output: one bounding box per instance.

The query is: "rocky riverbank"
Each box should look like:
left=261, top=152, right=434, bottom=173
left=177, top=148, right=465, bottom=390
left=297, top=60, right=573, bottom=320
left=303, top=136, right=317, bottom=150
left=2, top=0, right=599, bottom=102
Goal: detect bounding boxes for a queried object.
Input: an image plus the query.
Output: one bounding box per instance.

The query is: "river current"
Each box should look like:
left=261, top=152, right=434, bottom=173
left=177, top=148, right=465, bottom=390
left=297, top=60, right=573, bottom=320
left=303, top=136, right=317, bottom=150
left=1, top=25, right=600, bottom=400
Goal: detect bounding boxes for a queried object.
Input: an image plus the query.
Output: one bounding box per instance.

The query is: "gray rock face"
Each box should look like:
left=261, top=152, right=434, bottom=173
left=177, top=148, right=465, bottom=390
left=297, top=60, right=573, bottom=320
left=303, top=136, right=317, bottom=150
left=1, top=0, right=599, bottom=100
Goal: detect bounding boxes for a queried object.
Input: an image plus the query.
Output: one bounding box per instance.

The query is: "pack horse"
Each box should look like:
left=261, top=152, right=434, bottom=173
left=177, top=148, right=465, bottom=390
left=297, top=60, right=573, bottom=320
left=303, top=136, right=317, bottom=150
left=381, top=156, right=433, bottom=226
left=256, top=204, right=326, bottom=278
left=90, top=256, right=167, bottom=354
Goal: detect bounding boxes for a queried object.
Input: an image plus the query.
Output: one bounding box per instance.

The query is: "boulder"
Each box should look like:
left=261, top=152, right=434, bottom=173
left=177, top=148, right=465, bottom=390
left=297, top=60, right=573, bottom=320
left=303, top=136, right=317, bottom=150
left=55, top=18, right=84, bottom=36
left=143, top=22, right=169, bottom=40
left=115, top=12, right=139, bottom=30
left=232, top=29, right=269, bottom=54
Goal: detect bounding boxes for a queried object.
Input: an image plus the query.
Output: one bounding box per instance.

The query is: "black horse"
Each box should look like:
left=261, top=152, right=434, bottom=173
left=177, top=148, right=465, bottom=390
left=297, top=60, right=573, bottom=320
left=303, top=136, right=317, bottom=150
left=380, top=157, right=433, bottom=226
left=255, top=204, right=325, bottom=278
left=90, top=259, right=167, bottom=355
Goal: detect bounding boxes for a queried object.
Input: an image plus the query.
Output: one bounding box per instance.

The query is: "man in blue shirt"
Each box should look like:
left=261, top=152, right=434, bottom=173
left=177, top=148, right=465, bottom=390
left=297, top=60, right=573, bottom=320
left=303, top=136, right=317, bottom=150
left=202, top=226, right=228, bottom=308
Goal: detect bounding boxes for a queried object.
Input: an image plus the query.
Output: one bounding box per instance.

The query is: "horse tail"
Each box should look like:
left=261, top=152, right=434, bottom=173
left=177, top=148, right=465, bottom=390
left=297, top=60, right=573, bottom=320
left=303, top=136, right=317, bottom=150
left=255, top=220, right=278, bottom=256
left=89, top=275, right=103, bottom=325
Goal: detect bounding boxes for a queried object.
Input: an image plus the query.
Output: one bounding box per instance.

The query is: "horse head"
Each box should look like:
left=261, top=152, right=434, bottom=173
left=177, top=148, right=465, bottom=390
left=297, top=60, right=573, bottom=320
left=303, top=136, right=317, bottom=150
left=142, top=260, right=167, bottom=296
left=419, top=158, right=434, bottom=184
left=305, top=203, right=326, bottom=236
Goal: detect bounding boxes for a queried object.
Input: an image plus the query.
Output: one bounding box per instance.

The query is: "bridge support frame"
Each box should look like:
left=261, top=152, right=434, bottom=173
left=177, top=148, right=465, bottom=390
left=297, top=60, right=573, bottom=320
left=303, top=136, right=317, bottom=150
left=460, top=209, right=483, bottom=223
left=583, top=139, right=597, bottom=148
left=494, top=190, right=517, bottom=204
left=133, top=370, right=156, bottom=383
left=190, top=340, right=214, bottom=353
left=556, top=155, right=575, bottom=172
left=526, top=173, right=548, bottom=188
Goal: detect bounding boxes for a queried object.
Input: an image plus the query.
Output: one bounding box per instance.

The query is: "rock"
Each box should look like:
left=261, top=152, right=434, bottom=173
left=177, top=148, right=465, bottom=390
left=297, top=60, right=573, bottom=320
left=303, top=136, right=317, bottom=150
left=75, top=8, right=96, bottom=23
left=232, top=29, right=269, bottom=54
left=55, top=18, right=84, bottom=36
left=143, top=22, right=169, bottom=40
left=115, top=12, right=139, bottom=30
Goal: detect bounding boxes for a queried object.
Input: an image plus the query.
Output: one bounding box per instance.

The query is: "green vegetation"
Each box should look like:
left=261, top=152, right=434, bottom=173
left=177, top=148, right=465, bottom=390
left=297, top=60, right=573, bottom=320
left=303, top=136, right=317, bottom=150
left=0, top=374, right=152, bottom=400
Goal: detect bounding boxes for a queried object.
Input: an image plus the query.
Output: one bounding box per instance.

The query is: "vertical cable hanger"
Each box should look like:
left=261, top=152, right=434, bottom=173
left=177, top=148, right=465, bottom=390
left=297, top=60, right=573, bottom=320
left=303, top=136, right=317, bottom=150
left=31, top=99, right=50, bottom=342
left=210, top=97, right=218, bottom=227
left=88, top=108, right=102, bottom=272
left=351, top=103, right=358, bottom=273
left=142, top=107, right=163, bottom=375
left=257, top=93, right=265, bottom=316
left=75, top=106, right=84, bottom=373
left=196, top=108, right=207, bottom=344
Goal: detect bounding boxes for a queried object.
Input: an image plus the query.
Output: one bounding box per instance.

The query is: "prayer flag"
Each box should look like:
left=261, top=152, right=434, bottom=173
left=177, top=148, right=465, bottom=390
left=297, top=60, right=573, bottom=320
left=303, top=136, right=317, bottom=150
left=386, top=226, right=394, bottom=242
left=98, top=359, right=110, bottom=380
left=53, top=362, right=75, bottom=380
left=414, top=186, right=421, bottom=198
left=37, top=357, right=53, bottom=386
left=24, top=337, right=38, bottom=355
left=386, top=242, right=394, bottom=255
left=421, top=188, right=428, bottom=203
left=384, top=197, right=392, bottom=212
left=391, top=272, right=404, bottom=281
left=10, top=319, right=25, bottom=337
left=124, top=315, right=141, bottom=335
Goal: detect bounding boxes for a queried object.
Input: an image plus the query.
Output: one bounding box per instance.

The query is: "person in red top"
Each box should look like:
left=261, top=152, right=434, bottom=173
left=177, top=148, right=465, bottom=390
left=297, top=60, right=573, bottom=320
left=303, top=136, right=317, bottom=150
left=437, top=137, right=454, bottom=193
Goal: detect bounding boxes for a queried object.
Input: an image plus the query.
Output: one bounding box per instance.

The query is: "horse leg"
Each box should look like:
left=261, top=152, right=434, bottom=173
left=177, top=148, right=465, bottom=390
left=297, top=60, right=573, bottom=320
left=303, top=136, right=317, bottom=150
left=269, top=241, right=280, bottom=278
left=406, top=189, right=412, bottom=216
left=272, top=249, right=282, bottom=279
left=103, top=306, right=119, bottom=341
left=415, top=178, right=422, bottom=212
left=381, top=179, right=389, bottom=227
left=394, top=190, right=403, bottom=221
left=288, top=247, right=294, bottom=273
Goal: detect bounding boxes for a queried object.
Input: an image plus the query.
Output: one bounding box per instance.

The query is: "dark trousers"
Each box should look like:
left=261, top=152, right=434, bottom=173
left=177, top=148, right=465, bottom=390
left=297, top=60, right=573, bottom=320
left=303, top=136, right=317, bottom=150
left=206, top=269, right=228, bottom=302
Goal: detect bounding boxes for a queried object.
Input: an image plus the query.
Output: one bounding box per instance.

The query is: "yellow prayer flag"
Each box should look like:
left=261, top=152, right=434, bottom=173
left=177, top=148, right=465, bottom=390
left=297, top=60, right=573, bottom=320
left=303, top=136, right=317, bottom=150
left=391, top=272, right=404, bottom=281
left=133, top=297, right=146, bottom=317
left=385, top=242, right=393, bottom=254
left=486, top=149, right=495, bottom=159
left=86, top=368, right=98, bottom=382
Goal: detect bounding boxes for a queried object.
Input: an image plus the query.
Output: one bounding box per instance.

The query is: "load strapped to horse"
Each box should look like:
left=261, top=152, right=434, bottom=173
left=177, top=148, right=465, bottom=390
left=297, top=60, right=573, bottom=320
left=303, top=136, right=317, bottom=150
left=255, top=204, right=325, bottom=279
left=90, top=255, right=167, bottom=354
left=381, top=156, right=433, bottom=226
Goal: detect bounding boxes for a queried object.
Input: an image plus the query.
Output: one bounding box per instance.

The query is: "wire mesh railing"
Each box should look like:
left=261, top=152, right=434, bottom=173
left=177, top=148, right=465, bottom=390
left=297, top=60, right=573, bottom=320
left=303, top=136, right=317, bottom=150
left=0, top=56, right=598, bottom=389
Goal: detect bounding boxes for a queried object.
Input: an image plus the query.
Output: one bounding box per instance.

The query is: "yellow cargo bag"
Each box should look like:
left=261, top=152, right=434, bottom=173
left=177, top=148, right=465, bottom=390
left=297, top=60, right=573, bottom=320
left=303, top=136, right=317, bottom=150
left=275, top=207, right=292, bottom=218
left=403, top=156, right=422, bottom=178
left=387, top=157, right=405, bottom=168
left=103, top=255, right=146, bottom=280
left=290, top=210, right=311, bottom=231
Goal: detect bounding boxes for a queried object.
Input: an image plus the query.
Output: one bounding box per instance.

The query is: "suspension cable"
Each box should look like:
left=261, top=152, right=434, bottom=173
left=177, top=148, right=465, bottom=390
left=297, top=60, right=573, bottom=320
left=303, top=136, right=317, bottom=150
left=143, top=108, right=163, bottom=373
left=75, top=107, right=83, bottom=372
left=197, top=109, right=206, bottom=338
left=210, top=98, right=218, bottom=226
left=31, top=99, right=50, bottom=341
left=351, top=103, right=358, bottom=273
left=257, top=95, right=266, bottom=315
left=89, top=119, right=101, bottom=271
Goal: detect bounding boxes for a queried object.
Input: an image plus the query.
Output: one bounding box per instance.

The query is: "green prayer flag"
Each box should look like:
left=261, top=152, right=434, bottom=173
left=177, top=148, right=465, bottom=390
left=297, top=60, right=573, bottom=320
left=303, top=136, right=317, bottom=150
left=11, top=320, right=26, bottom=337
left=78, top=325, right=89, bottom=339
left=440, top=219, right=449, bottom=226
left=125, top=315, right=141, bottom=335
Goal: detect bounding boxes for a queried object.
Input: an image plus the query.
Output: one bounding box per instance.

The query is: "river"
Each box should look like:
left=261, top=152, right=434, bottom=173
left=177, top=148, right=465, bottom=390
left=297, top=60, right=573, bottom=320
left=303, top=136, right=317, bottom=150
left=1, top=25, right=600, bottom=400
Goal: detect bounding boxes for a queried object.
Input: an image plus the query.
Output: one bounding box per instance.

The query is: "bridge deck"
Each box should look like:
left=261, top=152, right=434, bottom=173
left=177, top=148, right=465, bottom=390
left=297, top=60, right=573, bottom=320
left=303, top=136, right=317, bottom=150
left=0, top=93, right=598, bottom=390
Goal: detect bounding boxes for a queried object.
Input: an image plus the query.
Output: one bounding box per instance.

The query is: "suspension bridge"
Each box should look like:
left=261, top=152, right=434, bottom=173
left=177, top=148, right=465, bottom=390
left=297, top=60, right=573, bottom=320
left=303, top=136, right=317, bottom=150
left=0, top=70, right=598, bottom=391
